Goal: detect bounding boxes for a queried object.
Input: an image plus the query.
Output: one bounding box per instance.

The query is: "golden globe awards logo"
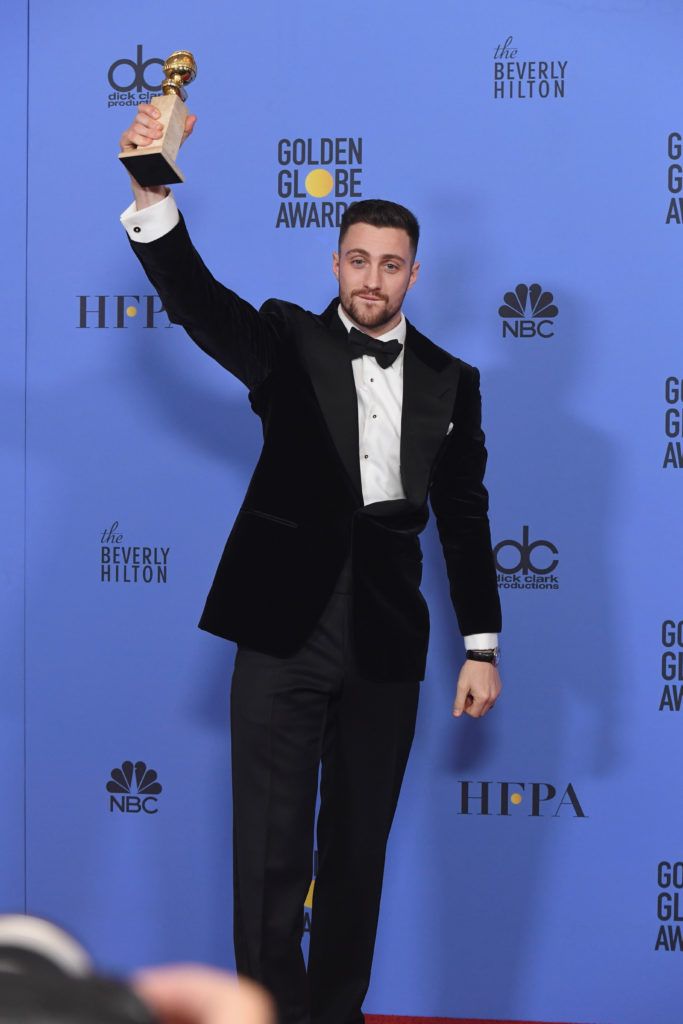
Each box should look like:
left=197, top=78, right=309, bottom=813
left=100, top=522, right=170, bottom=584
left=107, top=44, right=164, bottom=108
left=665, top=134, right=683, bottom=224
left=493, top=36, right=567, bottom=99
left=458, top=781, right=586, bottom=818
left=663, top=377, right=683, bottom=468
left=303, top=850, right=318, bottom=935
left=659, top=621, right=683, bottom=711
left=276, top=137, right=363, bottom=228
left=656, top=862, right=683, bottom=951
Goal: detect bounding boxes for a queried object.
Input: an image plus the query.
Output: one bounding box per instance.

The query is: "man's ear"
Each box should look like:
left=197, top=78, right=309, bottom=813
left=332, top=251, right=340, bottom=281
left=407, top=260, right=421, bottom=291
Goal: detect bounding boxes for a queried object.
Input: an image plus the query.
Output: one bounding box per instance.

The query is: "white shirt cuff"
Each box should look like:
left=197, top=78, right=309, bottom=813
left=120, top=189, right=179, bottom=242
left=464, top=633, right=499, bottom=651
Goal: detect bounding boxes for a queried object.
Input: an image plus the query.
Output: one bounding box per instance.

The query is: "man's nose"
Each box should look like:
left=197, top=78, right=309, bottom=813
left=363, top=264, right=381, bottom=290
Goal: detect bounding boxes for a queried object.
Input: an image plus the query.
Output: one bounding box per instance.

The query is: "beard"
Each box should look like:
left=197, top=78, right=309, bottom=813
left=339, top=286, right=405, bottom=333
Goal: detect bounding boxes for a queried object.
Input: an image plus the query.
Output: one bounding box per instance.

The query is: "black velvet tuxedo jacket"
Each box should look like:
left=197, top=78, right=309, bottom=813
left=129, top=214, right=502, bottom=683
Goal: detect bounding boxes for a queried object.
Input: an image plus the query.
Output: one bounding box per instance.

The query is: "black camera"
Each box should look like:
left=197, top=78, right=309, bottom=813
left=0, top=916, right=157, bottom=1024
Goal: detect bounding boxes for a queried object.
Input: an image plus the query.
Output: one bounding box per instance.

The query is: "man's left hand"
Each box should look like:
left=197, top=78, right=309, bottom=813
left=452, top=660, right=502, bottom=718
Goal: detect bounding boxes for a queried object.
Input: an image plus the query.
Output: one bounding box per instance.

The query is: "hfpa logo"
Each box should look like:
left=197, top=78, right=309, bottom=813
left=458, top=781, right=586, bottom=818
left=107, top=760, right=162, bottom=814
left=77, top=295, right=172, bottom=329
left=499, top=283, right=558, bottom=338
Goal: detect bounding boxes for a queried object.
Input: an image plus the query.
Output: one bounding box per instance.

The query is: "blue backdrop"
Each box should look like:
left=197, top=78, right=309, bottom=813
left=4, top=2, right=683, bottom=1022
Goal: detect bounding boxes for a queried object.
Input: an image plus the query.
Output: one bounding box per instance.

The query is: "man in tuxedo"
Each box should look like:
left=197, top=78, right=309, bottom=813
left=119, top=106, right=502, bottom=1024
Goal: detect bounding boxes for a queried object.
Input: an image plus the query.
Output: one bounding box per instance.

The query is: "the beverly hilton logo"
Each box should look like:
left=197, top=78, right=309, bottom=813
left=107, top=760, right=162, bottom=814
left=276, top=137, right=363, bottom=228
left=498, top=284, right=558, bottom=338
left=100, top=522, right=170, bottom=584
left=493, top=36, right=567, bottom=100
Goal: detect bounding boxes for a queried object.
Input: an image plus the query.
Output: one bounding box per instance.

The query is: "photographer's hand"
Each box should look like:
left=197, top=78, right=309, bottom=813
left=133, top=964, right=273, bottom=1024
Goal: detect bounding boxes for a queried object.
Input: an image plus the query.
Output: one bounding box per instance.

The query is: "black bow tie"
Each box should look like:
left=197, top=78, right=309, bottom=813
left=348, top=327, right=403, bottom=369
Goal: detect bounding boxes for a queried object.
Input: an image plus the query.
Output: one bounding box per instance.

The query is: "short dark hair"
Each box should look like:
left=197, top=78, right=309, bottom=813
left=338, top=199, right=420, bottom=258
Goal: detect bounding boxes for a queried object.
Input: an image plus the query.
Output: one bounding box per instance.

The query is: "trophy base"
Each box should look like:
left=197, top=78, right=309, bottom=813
left=118, top=149, right=185, bottom=186
left=118, top=93, right=188, bottom=186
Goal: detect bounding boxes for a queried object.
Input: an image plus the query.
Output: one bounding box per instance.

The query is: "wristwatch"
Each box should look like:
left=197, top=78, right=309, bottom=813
left=465, top=647, right=500, bottom=666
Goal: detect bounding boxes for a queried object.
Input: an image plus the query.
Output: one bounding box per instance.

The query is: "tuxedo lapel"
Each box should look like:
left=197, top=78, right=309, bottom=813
left=400, top=322, right=461, bottom=506
left=295, top=299, right=363, bottom=501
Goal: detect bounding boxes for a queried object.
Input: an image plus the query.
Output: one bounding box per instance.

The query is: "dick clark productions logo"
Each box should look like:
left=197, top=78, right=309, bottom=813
left=498, top=284, right=558, bottom=338
left=494, top=526, right=559, bottom=591
left=107, top=761, right=162, bottom=814
left=107, top=44, right=164, bottom=108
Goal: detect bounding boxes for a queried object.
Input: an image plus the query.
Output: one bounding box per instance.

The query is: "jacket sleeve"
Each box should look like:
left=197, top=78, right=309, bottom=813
left=128, top=212, right=287, bottom=389
left=429, top=363, right=502, bottom=636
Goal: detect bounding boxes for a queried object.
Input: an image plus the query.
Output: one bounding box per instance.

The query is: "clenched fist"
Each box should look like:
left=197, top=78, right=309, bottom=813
left=120, top=102, right=197, bottom=202
left=120, top=102, right=197, bottom=153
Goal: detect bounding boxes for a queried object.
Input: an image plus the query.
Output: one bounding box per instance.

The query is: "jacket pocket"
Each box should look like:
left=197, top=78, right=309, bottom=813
left=241, top=508, right=299, bottom=528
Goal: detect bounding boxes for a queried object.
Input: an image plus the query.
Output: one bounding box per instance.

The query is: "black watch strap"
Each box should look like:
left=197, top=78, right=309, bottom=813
left=465, top=648, right=500, bottom=665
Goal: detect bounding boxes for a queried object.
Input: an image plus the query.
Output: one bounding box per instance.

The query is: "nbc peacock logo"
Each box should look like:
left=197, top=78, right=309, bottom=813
left=107, top=760, right=162, bottom=814
left=498, top=283, right=558, bottom=339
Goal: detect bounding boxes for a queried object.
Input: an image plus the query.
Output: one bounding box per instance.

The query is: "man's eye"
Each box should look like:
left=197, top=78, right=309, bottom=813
left=385, top=263, right=398, bottom=272
left=351, top=258, right=365, bottom=266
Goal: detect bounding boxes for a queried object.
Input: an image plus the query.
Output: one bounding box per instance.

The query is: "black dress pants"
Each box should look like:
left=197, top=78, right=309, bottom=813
left=230, top=569, right=420, bottom=1024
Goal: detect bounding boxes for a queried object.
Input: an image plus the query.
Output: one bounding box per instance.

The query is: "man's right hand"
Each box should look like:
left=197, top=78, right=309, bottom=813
left=120, top=103, right=197, bottom=208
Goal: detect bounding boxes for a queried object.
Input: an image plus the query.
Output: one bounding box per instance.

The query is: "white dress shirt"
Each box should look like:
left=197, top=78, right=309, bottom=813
left=121, top=193, right=499, bottom=653
left=337, top=303, right=406, bottom=506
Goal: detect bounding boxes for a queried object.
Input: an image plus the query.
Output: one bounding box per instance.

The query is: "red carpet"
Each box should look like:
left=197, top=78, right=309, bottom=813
left=368, top=1016, right=590, bottom=1024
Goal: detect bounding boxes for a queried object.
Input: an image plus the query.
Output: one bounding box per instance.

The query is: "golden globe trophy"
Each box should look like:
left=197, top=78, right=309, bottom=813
left=118, top=50, right=197, bottom=185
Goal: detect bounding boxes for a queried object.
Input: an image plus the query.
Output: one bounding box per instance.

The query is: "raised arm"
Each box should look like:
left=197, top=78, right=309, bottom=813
left=119, top=104, right=286, bottom=389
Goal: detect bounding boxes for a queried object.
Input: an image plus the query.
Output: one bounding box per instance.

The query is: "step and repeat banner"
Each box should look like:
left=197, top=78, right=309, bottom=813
left=4, top=1, right=683, bottom=1022
left=1, top=4, right=28, bottom=918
